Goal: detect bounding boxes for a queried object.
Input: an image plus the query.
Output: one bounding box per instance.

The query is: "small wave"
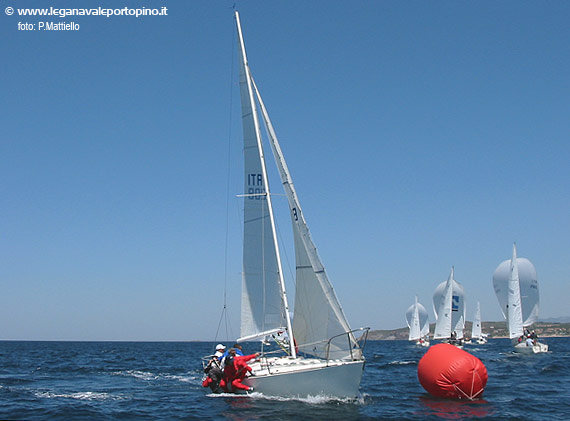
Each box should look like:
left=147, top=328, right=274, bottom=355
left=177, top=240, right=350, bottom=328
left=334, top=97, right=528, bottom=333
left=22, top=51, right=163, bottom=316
left=112, top=370, right=158, bottom=381
left=34, top=391, right=124, bottom=401
left=207, top=392, right=249, bottom=398
left=388, top=360, right=417, bottom=365
left=259, top=392, right=365, bottom=405
left=112, top=371, right=197, bottom=383
left=206, top=391, right=363, bottom=404
left=541, top=364, right=567, bottom=374
left=162, top=374, right=197, bottom=383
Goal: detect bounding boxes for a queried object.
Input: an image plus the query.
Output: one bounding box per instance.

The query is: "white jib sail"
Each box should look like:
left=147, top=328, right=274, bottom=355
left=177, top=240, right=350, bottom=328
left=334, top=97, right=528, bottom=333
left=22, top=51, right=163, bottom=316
left=507, top=244, right=524, bottom=339
left=406, top=296, right=422, bottom=341
left=419, top=301, right=430, bottom=338
left=236, top=12, right=291, bottom=345
left=493, top=243, right=534, bottom=339
left=406, top=296, right=429, bottom=341
left=251, top=78, right=359, bottom=361
left=433, top=267, right=466, bottom=339
left=472, top=301, right=482, bottom=339
left=493, top=243, right=539, bottom=338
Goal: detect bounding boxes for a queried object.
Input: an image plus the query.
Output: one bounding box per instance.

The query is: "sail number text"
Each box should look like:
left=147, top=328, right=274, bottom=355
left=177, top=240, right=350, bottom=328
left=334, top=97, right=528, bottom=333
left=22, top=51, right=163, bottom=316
left=452, top=295, right=460, bottom=311
left=292, top=207, right=298, bottom=221
left=247, top=173, right=265, bottom=199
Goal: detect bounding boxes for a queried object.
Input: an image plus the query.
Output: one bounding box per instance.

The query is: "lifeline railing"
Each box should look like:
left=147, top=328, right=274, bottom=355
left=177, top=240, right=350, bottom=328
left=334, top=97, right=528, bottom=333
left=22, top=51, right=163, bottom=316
left=253, top=327, right=371, bottom=371
left=324, top=327, right=370, bottom=362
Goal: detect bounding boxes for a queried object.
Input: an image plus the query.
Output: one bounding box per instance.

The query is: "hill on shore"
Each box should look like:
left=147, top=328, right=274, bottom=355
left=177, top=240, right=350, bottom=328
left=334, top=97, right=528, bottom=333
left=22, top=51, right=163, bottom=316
left=366, top=321, right=570, bottom=340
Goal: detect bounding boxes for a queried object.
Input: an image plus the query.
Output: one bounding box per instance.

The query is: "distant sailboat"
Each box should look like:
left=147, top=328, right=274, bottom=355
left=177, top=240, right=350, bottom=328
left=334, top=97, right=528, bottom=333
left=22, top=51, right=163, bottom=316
left=432, top=267, right=466, bottom=346
left=405, top=296, right=430, bottom=347
left=470, top=301, right=487, bottom=345
left=492, top=243, right=548, bottom=353
left=201, top=11, right=368, bottom=397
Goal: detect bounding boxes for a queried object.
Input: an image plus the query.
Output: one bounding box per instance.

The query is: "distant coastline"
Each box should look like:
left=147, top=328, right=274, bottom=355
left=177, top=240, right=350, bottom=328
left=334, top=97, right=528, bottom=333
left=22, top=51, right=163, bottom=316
left=367, top=321, right=570, bottom=340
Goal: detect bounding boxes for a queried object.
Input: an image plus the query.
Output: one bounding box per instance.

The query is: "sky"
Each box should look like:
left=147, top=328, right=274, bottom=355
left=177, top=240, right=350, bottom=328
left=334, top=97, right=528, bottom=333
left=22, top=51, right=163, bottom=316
left=1, top=1, right=569, bottom=341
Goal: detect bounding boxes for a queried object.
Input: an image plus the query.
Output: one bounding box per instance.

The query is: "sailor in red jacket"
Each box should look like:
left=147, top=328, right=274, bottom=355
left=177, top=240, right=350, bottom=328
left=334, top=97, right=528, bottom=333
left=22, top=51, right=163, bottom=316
left=223, top=349, right=260, bottom=392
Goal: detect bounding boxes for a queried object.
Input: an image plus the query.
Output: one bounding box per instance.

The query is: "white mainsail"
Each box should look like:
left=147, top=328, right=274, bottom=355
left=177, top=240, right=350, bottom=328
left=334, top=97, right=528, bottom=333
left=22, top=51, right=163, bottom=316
left=236, top=12, right=293, bottom=347
left=472, top=301, right=482, bottom=339
left=433, top=267, right=466, bottom=339
left=406, top=296, right=429, bottom=341
left=492, top=243, right=539, bottom=339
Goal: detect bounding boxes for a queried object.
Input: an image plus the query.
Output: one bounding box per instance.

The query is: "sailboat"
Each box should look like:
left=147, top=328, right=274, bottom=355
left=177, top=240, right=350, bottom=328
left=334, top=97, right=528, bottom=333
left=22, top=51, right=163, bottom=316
left=469, top=301, right=488, bottom=345
left=432, top=267, right=466, bottom=347
left=492, top=243, right=548, bottom=353
left=405, top=296, right=430, bottom=346
left=214, top=11, right=368, bottom=398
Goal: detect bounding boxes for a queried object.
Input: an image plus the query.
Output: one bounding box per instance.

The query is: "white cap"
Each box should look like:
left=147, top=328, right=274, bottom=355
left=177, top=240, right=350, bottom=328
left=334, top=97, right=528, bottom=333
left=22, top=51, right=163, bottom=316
left=215, top=344, right=226, bottom=351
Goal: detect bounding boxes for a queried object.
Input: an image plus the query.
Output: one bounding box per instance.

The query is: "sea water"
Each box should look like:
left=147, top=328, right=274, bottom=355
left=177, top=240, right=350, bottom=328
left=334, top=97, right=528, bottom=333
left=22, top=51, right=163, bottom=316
left=1, top=338, right=569, bottom=419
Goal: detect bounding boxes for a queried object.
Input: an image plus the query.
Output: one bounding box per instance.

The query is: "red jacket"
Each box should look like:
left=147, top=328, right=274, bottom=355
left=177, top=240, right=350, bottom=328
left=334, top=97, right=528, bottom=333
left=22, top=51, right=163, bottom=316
left=223, top=353, right=257, bottom=383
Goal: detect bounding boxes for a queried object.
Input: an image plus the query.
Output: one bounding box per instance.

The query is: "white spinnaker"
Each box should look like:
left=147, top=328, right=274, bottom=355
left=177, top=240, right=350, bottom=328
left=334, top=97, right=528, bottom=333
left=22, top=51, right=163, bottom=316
left=492, top=244, right=539, bottom=336
left=236, top=13, right=286, bottom=343
left=433, top=267, right=466, bottom=339
left=251, top=78, right=359, bottom=360
left=472, top=301, right=482, bottom=339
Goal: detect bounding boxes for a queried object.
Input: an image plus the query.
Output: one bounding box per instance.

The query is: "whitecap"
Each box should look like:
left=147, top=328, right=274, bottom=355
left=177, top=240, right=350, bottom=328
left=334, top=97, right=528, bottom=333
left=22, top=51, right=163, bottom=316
left=388, top=360, right=416, bottom=365
left=206, top=391, right=363, bottom=404
left=161, top=374, right=196, bottom=383
left=112, top=370, right=158, bottom=381
left=34, top=391, right=125, bottom=401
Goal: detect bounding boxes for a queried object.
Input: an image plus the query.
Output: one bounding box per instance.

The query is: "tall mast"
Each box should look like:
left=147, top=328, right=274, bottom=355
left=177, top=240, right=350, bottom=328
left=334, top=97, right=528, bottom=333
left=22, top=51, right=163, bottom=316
left=508, top=242, right=524, bottom=339
left=235, top=11, right=296, bottom=358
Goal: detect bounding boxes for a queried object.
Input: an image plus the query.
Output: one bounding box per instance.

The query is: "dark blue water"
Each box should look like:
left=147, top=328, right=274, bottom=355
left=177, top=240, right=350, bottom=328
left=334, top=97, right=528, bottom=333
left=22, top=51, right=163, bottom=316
left=1, top=338, right=569, bottom=419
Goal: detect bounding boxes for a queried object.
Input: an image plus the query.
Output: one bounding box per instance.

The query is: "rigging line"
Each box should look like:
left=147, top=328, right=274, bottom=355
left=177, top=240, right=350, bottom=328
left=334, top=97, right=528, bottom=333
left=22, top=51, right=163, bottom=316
left=214, top=304, right=226, bottom=341
left=225, top=301, right=234, bottom=341
left=219, top=11, right=237, bottom=342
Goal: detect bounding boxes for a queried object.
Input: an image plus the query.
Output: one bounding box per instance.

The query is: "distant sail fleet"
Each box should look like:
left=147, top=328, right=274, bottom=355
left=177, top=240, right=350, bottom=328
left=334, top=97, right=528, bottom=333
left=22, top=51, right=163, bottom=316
left=406, top=243, right=547, bottom=352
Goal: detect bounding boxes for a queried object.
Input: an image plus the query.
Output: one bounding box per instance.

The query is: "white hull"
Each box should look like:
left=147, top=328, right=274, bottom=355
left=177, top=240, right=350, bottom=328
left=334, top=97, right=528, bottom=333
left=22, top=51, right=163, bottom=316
left=513, top=341, right=548, bottom=354
left=242, top=357, right=364, bottom=398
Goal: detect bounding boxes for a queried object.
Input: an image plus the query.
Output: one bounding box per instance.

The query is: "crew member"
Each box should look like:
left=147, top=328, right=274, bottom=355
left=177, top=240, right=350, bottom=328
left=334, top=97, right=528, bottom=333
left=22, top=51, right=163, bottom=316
left=223, top=348, right=260, bottom=392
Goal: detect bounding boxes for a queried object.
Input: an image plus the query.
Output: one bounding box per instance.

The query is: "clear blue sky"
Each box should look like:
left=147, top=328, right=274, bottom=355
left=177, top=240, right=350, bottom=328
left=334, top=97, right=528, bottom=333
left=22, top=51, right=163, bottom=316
left=1, top=1, right=569, bottom=341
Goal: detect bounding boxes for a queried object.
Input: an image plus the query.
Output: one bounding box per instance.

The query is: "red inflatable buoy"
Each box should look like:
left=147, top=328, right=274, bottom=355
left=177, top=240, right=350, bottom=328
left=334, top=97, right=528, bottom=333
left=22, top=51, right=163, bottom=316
left=417, top=343, right=488, bottom=400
